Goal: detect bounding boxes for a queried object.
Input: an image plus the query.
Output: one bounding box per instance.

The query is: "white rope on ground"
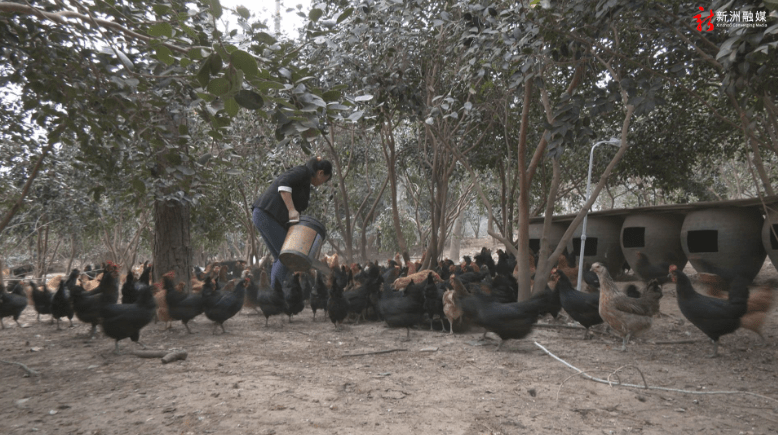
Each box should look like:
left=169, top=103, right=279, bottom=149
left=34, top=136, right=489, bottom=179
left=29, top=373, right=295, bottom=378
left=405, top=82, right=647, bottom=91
left=533, top=341, right=778, bottom=403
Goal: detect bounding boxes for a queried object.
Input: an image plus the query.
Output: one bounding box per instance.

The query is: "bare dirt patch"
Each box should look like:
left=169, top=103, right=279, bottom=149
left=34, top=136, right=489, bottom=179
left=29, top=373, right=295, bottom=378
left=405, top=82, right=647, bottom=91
left=2, top=248, right=777, bottom=435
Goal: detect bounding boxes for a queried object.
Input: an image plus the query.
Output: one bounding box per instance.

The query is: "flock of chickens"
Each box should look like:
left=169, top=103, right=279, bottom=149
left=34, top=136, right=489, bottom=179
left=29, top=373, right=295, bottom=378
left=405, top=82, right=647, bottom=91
left=0, top=247, right=775, bottom=357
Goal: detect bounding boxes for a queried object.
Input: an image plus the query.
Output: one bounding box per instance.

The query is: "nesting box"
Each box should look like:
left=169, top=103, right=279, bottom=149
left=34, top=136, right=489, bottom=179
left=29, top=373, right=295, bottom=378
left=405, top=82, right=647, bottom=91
left=528, top=221, right=569, bottom=257
left=761, top=210, right=778, bottom=269
left=681, top=208, right=765, bottom=282
left=621, top=213, right=687, bottom=273
left=567, top=216, right=625, bottom=276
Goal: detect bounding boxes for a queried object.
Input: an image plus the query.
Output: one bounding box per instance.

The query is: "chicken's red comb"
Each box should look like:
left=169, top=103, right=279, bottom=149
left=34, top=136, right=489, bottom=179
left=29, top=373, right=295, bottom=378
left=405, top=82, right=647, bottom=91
left=668, top=264, right=678, bottom=272
left=163, top=270, right=176, bottom=278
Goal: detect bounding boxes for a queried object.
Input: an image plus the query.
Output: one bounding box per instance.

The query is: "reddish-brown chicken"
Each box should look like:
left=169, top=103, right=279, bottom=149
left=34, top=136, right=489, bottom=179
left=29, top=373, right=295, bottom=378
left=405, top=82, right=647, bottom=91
left=593, top=262, right=653, bottom=351
left=392, top=270, right=443, bottom=290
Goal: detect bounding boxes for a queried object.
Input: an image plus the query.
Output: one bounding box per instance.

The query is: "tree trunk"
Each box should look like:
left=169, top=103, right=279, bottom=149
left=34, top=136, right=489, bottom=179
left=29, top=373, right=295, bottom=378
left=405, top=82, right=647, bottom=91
left=153, top=199, right=192, bottom=290
left=449, top=214, right=464, bottom=262
left=516, top=80, right=534, bottom=301
left=381, top=120, right=410, bottom=265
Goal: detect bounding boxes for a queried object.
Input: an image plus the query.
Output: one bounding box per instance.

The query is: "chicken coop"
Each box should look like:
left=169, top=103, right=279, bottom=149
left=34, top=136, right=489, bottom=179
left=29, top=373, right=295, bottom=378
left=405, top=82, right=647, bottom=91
left=761, top=209, right=778, bottom=270
left=620, top=213, right=687, bottom=273
left=566, top=216, right=625, bottom=276
left=681, top=207, right=766, bottom=282
left=528, top=222, right=569, bottom=259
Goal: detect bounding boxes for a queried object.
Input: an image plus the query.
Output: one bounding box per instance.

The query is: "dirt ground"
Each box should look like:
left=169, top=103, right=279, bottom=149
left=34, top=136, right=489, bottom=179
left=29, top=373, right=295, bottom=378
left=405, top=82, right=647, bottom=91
left=2, top=245, right=778, bottom=435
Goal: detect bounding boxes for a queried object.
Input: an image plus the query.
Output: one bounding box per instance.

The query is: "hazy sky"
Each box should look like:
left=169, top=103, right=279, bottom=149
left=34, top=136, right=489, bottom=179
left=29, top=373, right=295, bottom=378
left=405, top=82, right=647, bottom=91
left=219, top=0, right=312, bottom=38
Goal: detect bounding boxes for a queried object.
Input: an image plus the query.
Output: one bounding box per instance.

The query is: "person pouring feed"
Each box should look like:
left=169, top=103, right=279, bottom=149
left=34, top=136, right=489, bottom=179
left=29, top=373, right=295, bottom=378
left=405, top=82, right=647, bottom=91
left=252, top=156, right=333, bottom=288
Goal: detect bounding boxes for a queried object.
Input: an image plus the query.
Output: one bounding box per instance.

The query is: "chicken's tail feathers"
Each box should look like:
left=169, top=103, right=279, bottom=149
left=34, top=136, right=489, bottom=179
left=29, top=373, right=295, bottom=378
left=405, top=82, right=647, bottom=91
left=728, top=276, right=751, bottom=318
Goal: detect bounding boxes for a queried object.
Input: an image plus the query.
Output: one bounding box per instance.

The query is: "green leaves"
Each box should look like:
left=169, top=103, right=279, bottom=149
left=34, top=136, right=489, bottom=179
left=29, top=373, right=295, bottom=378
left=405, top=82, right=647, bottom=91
left=234, top=90, right=264, bottom=110
left=147, top=23, right=173, bottom=38
left=207, top=77, right=230, bottom=96
left=230, top=50, right=258, bottom=77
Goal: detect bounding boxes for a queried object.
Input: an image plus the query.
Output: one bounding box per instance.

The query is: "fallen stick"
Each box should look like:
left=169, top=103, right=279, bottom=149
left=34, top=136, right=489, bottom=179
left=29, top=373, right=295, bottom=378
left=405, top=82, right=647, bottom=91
left=649, top=339, right=702, bottom=345
left=161, top=350, right=188, bottom=364
left=534, top=342, right=778, bottom=403
left=131, top=350, right=169, bottom=358
left=1, top=360, right=40, bottom=377
left=130, top=349, right=187, bottom=364
left=341, top=348, right=407, bottom=358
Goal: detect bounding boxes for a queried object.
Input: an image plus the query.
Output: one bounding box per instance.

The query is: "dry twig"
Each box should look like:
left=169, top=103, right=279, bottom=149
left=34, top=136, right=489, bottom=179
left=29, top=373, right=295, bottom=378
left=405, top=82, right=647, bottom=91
left=534, top=342, right=778, bottom=403
left=341, top=348, right=407, bottom=358
left=1, top=360, right=40, bottom=377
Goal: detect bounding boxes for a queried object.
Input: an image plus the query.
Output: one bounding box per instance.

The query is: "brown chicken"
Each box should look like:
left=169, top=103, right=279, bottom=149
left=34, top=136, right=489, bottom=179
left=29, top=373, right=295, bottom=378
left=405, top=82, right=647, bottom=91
left=443, top=277, right=471, bottom=334
left=392, top=270, right=443, bottom=290
left=592, top=262, right=653, bottom=352
left=556, top=254, right=579, bottom=285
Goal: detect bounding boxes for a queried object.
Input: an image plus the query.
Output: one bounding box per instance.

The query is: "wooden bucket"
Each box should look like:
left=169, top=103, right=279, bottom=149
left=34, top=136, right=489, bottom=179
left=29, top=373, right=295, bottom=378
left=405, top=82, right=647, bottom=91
left=279, top=216, right=327, bottom=272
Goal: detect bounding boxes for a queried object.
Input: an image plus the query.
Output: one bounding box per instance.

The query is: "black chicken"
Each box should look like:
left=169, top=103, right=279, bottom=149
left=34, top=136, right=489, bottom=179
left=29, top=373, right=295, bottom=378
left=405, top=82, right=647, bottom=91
left=459, top=292, right=544, bottom=350
left=326, top=275, right=349, bottom=329
left=634, top=251, right=672, bottom=284
left=378, top=280, right=425, bottom=340
left=310, top=272, right=329, bottom=321
left=422, top=273, right=445, bottom=330
left=51, top=270, right=78, bottom=330
left=31, top=280, right=53, bottom=322
left=71, top=262, right=121, bottom=338
left=164, top=271, right=204, bottom=334
left=283, top=273, right=305, bottom=323
left=0, top=280, right=28, bottom=329
left=100, top=282, right=157, bottom=354
left=121, top=270, right=137, bottom=305
left=257, top=279, right=287, bottom=327
left=669, top=265, right=749, bottom=357
left=244, top=269, right=267, bottom=315
left=344, top=264, right=383, bottom=323
left=553, top=269, right=602, bottom=339
left=122, top=261, right=152, bottom=305
left=203, top=275, right=246, bottom=334
left=474, top=247, right=496, bottom=276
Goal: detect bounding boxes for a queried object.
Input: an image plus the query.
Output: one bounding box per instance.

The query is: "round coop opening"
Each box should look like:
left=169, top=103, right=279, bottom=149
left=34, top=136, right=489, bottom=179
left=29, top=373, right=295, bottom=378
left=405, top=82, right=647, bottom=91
left=567, top=216, right=625, bottom=277
left=620, top=213, right=687, bottom=276
left=761, top=210, right=778, bottom=270
left=528, top=222, right=569, bottom=262
left=681, top=207, right=765, bottom=282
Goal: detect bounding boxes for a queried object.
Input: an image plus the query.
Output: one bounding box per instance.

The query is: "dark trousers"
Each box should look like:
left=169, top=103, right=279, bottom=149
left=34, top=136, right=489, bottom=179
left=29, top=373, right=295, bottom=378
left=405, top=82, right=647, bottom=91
left=252, top=207, right=289, bottom=289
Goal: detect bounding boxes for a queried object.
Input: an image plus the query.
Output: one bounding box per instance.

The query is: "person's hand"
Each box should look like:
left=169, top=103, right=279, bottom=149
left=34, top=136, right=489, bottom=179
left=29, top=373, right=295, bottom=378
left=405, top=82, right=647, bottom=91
left=288, top=209, right=300, bottom=223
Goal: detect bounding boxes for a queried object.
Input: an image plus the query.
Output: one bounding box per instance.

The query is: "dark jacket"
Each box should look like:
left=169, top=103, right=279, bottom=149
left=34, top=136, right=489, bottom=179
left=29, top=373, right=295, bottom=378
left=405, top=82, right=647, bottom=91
left=253, top=165, right=313, bottom=226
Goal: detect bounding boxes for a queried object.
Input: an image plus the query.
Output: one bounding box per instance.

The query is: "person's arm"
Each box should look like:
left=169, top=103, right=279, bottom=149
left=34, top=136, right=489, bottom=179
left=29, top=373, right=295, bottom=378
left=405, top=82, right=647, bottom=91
left=279, top=190, right=300, bottom=223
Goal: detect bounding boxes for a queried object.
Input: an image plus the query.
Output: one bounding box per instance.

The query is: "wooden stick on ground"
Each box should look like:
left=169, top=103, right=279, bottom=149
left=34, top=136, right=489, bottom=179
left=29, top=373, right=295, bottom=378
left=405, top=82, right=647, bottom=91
left=534, top=341, right=778, bottom=403
left=649, top=339, right=702, bottom=345
left=130, top=349, right=187, bottom=364
left=341, top=349, right=407, bottom=358
left=1, top=360, right=40, bottom=377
